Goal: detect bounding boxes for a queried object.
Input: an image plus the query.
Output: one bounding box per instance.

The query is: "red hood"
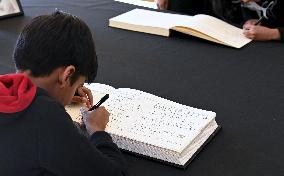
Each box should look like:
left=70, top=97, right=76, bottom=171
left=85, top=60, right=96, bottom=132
left=0, top=74, right=36, bottom=113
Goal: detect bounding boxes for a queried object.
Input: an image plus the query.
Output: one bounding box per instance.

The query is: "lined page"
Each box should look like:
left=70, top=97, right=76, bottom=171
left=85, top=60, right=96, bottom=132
left=104, top=88, right=216, bottom=152
left=175, top=14, right=252, bottom=48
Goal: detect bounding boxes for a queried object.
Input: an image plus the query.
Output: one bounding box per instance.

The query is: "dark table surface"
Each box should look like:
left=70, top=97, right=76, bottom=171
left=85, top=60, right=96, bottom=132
left=1, top=0, right=284, bottom=175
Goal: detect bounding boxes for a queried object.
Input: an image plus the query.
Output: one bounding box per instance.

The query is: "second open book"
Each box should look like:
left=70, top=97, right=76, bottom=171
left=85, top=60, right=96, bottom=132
left=109, top=9, right=252, bottom=48
left=66, top=83, right=220, bottom=168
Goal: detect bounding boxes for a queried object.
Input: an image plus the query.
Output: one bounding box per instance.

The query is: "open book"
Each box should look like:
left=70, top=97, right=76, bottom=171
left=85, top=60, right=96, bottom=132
left=66, top=83, right=220, bottom=168
left=109, top=9, right=252, bottom=48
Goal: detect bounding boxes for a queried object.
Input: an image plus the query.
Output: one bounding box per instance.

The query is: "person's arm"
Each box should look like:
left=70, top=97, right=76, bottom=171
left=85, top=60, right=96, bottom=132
left=37, top=99, right=128, bottom=176
left=243, top=0, right=284, bottom=42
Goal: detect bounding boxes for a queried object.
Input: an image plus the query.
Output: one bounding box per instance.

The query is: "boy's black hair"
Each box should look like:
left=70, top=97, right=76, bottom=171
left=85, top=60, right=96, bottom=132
left=13, top=10, right=98, bottom=84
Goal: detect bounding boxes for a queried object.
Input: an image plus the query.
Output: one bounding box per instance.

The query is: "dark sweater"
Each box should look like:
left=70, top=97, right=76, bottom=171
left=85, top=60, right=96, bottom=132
left=261, top=0, right=284, bottom=41
left=168, top=0, right=214, bottom=16
left=0, top=88, right=128, bottom=176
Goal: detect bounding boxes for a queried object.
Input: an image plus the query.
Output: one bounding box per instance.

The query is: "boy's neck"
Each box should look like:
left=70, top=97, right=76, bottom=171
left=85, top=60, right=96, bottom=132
left=20, top=70, right=60, bottom=96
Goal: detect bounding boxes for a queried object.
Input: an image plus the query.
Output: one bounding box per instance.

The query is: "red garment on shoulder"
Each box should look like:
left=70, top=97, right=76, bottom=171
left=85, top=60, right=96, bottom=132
left=0, top=74, right=36, bottom=113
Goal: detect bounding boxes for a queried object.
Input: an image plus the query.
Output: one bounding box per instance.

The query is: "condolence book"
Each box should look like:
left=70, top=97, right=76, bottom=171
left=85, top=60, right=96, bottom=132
left=109, top=9, right=252, bottom=48
left=66, top=83, right=220, bottom=168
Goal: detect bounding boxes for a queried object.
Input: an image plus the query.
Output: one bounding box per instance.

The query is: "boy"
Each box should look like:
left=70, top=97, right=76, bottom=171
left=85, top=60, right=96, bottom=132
left=0, top=11, right=128, bottom=176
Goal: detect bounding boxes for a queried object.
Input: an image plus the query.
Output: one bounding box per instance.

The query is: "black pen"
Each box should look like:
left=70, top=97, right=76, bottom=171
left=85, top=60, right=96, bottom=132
left=255, top=16, right=265, bottom=25
left=88, top=94, right=109, bottom=111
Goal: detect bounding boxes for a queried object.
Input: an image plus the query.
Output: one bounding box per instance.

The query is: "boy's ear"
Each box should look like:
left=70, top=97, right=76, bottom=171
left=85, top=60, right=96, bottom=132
left=58, top=65, right=76, bottom=88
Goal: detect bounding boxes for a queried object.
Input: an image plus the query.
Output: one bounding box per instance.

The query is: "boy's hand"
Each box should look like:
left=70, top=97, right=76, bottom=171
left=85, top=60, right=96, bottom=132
left=243, top=19, right=259, bottom=25
left=80, top=107, right=110, bottom=135
left=72, top=86, right=93, bottom=108
left=156, top=0, right=168, bottom=10
left=243, top=23, right=281, bottom=41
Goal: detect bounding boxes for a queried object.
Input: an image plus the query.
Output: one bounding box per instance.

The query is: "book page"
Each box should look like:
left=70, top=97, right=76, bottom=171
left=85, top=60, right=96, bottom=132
left=104, top=88, right=216, bottom=152
left=173, top=14, right=252, bottom=48
left=114, top=0, right=157, bottom=9
left=109, top=9, right=193, bottom=36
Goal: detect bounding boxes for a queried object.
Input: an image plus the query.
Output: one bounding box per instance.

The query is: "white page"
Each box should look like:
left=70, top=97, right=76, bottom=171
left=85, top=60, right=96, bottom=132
left=175, top=14, right=252, bottom=48
left=104, top=88, right=216, bottom=152
left=115, top=0, right=157, bottom=9
left=110, top=8, right=193, bottom=30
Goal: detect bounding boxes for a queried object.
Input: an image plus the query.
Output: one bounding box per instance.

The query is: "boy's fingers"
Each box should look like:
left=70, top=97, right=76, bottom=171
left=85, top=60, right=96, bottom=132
left=86, top=101, right=91, bottom=109
left=72, top=96, right=87, bottom=104
left=243, top=30, right=253, bottom=39
left=77, top=88, right=87, bottom=98
left=243, top=23, right=252, bottom=30
left=82, top=87, right=93, bottom=106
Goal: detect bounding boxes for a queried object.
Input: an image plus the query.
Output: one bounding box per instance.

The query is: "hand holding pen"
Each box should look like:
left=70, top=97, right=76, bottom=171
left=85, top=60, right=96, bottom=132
left=254, top=16, right=265, bottom=25
left=243, top=19, right=280, bottom=41
left=89, top=94, right=109, bottom=111
left=80, top=94, right=110, bottom=134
